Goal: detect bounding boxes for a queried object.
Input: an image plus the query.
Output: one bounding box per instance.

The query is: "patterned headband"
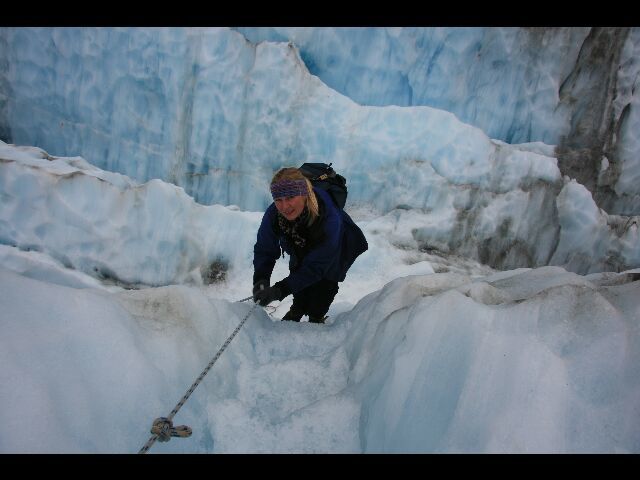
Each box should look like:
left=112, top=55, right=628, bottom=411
left=270, top=179, right=309, bottom=200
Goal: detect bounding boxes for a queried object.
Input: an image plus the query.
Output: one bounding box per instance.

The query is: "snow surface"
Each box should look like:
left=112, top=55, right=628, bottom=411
left=1, top=142, right=639, bottom=453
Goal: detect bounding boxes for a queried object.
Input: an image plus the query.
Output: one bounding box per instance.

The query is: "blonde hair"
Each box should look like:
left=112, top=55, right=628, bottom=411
left=271, top=167, right=319, bottom=224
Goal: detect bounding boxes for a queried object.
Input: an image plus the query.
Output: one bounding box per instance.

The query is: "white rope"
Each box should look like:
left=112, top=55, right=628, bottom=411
left=138, top=298, right=258, bottom=454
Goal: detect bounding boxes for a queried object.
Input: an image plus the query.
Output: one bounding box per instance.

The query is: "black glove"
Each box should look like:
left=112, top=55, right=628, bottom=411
left=253, top=285, right=283, bottom=306
left=253, top=279, right=269, bottom=298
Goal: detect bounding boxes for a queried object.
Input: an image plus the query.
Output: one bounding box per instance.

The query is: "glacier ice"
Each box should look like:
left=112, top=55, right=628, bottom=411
left=1, top=26, right=640, bottom=456
left=1, top=139, right=638, bottom=289
left=235, top=27, right=640, bottom=215
left=2, top=26, right=639, bottom=219
left=1, top=258, right=639, bottom=453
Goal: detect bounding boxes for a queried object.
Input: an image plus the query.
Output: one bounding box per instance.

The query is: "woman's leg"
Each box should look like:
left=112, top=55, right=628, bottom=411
left=306, top=279, right=339, bottom=323
left=282, top=279, right=339, bottom=323
left=282, top=304, right=304, bottom=321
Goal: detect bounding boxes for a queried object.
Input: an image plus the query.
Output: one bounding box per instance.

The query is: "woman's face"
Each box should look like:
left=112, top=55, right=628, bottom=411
left=275, top=195, right=306, bottom=221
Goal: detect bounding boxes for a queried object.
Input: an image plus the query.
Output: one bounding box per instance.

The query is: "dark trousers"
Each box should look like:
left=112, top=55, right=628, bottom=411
left=284, top=278, right=339, bottom=321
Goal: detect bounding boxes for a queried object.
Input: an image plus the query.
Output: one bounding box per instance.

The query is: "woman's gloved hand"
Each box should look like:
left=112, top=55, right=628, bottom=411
left=253, top=284, right=283, bottom=306
left=253, top=279, right=269, bottom=298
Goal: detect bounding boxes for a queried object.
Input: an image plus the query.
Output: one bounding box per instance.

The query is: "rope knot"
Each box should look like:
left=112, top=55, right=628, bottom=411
left=150, top=417, right=192, bottom=442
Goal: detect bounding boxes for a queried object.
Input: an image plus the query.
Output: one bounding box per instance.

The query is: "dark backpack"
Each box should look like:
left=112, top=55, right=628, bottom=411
left=299, top=162, right=348, bottom=209
left=299, top=162, right=367, bottom=275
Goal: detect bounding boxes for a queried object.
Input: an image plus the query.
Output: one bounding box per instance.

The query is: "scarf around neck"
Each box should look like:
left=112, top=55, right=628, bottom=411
left=277, top=206, right=311, bottom=249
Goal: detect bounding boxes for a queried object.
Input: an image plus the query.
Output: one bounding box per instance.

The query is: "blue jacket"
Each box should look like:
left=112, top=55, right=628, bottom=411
left=253, top=187, right=368, bottom=295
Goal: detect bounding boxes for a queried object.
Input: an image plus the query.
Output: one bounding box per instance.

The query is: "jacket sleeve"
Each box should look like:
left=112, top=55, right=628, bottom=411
left=282, top=205, right=343, bottom=294
left=253, top=205, right=281, bottom=284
